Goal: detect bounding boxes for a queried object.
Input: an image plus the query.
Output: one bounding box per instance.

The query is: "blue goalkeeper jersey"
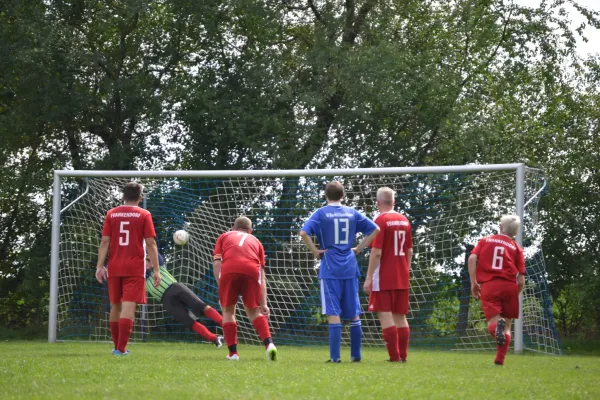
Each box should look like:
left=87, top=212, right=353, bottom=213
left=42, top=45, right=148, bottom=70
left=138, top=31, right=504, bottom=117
left=301, top=203, right=377, bottom=279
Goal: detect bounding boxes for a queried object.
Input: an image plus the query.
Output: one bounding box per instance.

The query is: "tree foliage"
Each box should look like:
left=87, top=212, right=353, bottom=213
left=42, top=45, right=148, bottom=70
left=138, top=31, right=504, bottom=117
left=0, top=0, right=598, bottom=337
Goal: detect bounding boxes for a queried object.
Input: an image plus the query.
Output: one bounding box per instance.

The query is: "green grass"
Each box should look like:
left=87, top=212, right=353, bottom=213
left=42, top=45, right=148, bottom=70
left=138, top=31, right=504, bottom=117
left=0, top=342, right=598, bottom=399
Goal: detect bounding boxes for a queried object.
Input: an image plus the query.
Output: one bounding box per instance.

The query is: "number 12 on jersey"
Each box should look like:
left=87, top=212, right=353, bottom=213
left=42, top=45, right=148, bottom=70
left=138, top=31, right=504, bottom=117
left=394, top=230, right=406, bottom=256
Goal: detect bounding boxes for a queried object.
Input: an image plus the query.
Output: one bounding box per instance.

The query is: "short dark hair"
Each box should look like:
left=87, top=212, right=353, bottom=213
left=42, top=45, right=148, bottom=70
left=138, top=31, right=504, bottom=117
left=123, top=182, right=142, bottom=201
left=325, top=181, right=345, bottom=201
left=234, top=216, right=252, bottom=232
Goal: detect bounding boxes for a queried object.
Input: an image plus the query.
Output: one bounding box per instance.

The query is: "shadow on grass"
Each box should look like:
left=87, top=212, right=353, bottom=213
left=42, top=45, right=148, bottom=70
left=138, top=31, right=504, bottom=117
left=561, top=338, right=600, bottom=356
left=0, top=327, right=46, bottom=341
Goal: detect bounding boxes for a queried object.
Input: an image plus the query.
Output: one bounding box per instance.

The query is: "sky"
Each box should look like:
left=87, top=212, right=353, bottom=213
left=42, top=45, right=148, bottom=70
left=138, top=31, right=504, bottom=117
left=515, top=0, right=599, bottom=58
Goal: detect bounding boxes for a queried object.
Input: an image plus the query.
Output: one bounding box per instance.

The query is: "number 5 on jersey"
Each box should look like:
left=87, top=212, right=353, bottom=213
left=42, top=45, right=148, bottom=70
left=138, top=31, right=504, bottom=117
left=119, top=221, right=130, bottom=246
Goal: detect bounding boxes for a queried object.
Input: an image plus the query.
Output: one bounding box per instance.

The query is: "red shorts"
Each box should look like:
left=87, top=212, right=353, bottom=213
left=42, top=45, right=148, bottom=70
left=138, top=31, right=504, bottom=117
left=480, top=279, right=519, bottom=320
left=108, top=276, right=146, bottom=305
left=219, top=273, right=261, bottom=308
left=368, top=289, right=409, bottom=314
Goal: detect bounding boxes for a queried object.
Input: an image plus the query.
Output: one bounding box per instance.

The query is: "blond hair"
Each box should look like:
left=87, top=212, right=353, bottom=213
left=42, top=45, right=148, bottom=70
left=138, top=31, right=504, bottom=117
left=500, top=215, right=520, bottom=238
left=234, top=216, right=252, bottom=232
left=376, top=187, right=395, bottom=206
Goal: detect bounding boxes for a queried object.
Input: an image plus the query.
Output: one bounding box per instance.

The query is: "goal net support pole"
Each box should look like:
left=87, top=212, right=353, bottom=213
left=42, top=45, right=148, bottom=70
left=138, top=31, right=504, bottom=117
left=49, top=173, right=62, bottom=344
left=514, top=164, right=525, bottom=354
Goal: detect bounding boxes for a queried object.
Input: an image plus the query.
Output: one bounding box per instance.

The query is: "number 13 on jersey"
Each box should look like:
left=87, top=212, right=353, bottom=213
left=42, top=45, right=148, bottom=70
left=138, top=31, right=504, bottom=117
left=334, top=218, right=349, bottom=245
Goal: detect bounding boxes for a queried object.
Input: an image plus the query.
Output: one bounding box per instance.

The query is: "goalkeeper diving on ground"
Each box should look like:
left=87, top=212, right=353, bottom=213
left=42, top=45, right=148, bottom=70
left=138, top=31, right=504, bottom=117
left=145, top=254, right=224, bottom=347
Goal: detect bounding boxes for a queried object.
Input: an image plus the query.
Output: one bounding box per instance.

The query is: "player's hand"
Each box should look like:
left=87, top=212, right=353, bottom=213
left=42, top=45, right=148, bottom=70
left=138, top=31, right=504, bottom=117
left=352, top=247, right=361, bottom=255
left=517, top=274, right=525, bottom=294
left=95, top=267, right=107, bottom=284
left=471, top=283, right=481, bottom=300
left=363, top=277, right=372, bottom=295
left=260, top=305, right=270, bottom=318
left=313, top=249, right=326, bottom=259
left=153, top=271, right=161, bottom=288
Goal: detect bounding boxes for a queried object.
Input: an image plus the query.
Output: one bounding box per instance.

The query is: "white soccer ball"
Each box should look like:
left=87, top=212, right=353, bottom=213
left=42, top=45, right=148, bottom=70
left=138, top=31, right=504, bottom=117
left=173, top=230, right=189, bottom=245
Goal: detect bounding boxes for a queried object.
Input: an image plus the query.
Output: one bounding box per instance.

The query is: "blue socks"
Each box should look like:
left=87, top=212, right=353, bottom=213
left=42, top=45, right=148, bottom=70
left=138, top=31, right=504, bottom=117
left=328, top=323, right=342, bottom=361
left=350, top=319, right=362, bottom=360
left=328, top=320, right=362, bottom=361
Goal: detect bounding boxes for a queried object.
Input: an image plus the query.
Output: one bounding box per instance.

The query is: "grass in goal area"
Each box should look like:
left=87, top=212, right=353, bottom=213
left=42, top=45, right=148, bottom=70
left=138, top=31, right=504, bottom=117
left=0, top=342, right=598, bottom=399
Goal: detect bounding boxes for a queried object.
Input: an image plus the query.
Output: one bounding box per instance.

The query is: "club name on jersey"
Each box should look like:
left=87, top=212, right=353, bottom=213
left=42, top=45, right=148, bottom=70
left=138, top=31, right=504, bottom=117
left=325, top=212, right=353, bottom=218
left=386, top=220, right=409, bottom=227
left=111, top=212, right=141, bottom=218
left=485, top=237, right=516, bottom=250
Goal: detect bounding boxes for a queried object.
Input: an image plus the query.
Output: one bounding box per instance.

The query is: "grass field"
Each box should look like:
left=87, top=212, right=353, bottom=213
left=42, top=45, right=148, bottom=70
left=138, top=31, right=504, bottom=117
left=0, top=342, right=598, bottom=399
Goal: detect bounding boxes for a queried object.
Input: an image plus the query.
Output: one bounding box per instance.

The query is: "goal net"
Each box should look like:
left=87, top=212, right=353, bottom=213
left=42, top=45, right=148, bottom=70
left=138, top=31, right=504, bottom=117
left=50, top=165, right=561, bottom=355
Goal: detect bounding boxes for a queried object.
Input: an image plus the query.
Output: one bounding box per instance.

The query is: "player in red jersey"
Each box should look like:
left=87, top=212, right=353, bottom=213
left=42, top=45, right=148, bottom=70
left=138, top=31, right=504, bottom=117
left=363, top=187, right=413, bottom=362
left=468, top=215, right=526, bottom=365
left=213, top=216, right=277, bottom=361
left=95, top=182, right=161, bottom=355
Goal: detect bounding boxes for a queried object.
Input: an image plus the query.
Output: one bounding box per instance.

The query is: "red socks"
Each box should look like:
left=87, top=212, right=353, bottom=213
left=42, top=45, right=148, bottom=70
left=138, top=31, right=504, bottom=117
left=488, top=321, right=510, bottom=365
left=110, top=321, right=119, bottom=350
left=488, top=322, right=497, bottom=338
left=382, top=326, right=410, bottom=361
left=383, top=326, right=400, bottom=361
left=495, top=333, right=512, bottom=365
left=117, top=318, right=133, bottom=353
left=204, top=307, right=223, bottom=326
left=397, top=327, right=410, bottom=361
left=252, top=315, right=272, bottom=347
left=223, top=322, right=238, bottom=355
left=192, top=321, right=217, bottom=342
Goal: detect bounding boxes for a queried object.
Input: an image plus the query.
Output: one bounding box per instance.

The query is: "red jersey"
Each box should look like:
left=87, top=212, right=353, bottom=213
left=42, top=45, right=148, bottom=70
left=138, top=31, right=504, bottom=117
left=370, top=211, right=413, bottom=291
left=101, top=205, right=156, bottom=278
left=213, top=231, right=265, bottom=280
left=471, top=234, right=525, bottom=283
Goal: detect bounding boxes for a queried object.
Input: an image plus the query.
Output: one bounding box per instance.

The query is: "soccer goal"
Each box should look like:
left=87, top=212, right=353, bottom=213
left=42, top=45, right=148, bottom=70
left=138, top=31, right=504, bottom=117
left=48, top=164, right=561, bottom=355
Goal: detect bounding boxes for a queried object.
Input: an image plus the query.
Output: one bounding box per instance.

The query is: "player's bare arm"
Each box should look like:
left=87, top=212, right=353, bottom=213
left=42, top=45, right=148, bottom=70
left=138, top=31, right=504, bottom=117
left=213, top=259, right=222, bottom=286
left=353, top=226, right=380, bottom=255
left=467, top=253, right=480, bottom=299
left=260, top=267, right=270, bottom=318
left=95, top=236, right=110, bottom=284
left=363, top=247, right=382, bottom=294
left=145, top=237, right=161, bottom=288
left=299, top=230, right=326, bottom=258
left=517, top=273, right=525, bottom=293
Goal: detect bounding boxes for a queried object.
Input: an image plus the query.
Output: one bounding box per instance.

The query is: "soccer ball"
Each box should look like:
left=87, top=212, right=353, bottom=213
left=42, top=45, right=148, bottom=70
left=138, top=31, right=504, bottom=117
left=173, top=230, right=189, bottom=245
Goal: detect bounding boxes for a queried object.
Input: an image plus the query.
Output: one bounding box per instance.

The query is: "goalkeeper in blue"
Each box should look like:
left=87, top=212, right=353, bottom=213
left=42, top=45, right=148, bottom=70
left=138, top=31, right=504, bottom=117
left=145, top=254, right=224, bottom=347
left=299, top=181, right=380, bottom=363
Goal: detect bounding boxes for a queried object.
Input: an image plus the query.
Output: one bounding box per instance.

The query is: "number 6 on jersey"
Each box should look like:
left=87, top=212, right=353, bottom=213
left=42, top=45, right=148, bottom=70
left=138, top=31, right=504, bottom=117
left=492, top=246, right=504, bottom=269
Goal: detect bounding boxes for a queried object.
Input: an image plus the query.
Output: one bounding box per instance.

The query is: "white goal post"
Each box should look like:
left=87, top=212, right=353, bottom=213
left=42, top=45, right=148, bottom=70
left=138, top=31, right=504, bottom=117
left=48, top=163, right=561, bottom=355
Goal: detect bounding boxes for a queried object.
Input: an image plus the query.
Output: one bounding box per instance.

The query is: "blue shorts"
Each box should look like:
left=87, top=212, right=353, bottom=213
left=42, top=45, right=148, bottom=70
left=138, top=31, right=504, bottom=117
left=320, top=278, right=361, bottom=319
